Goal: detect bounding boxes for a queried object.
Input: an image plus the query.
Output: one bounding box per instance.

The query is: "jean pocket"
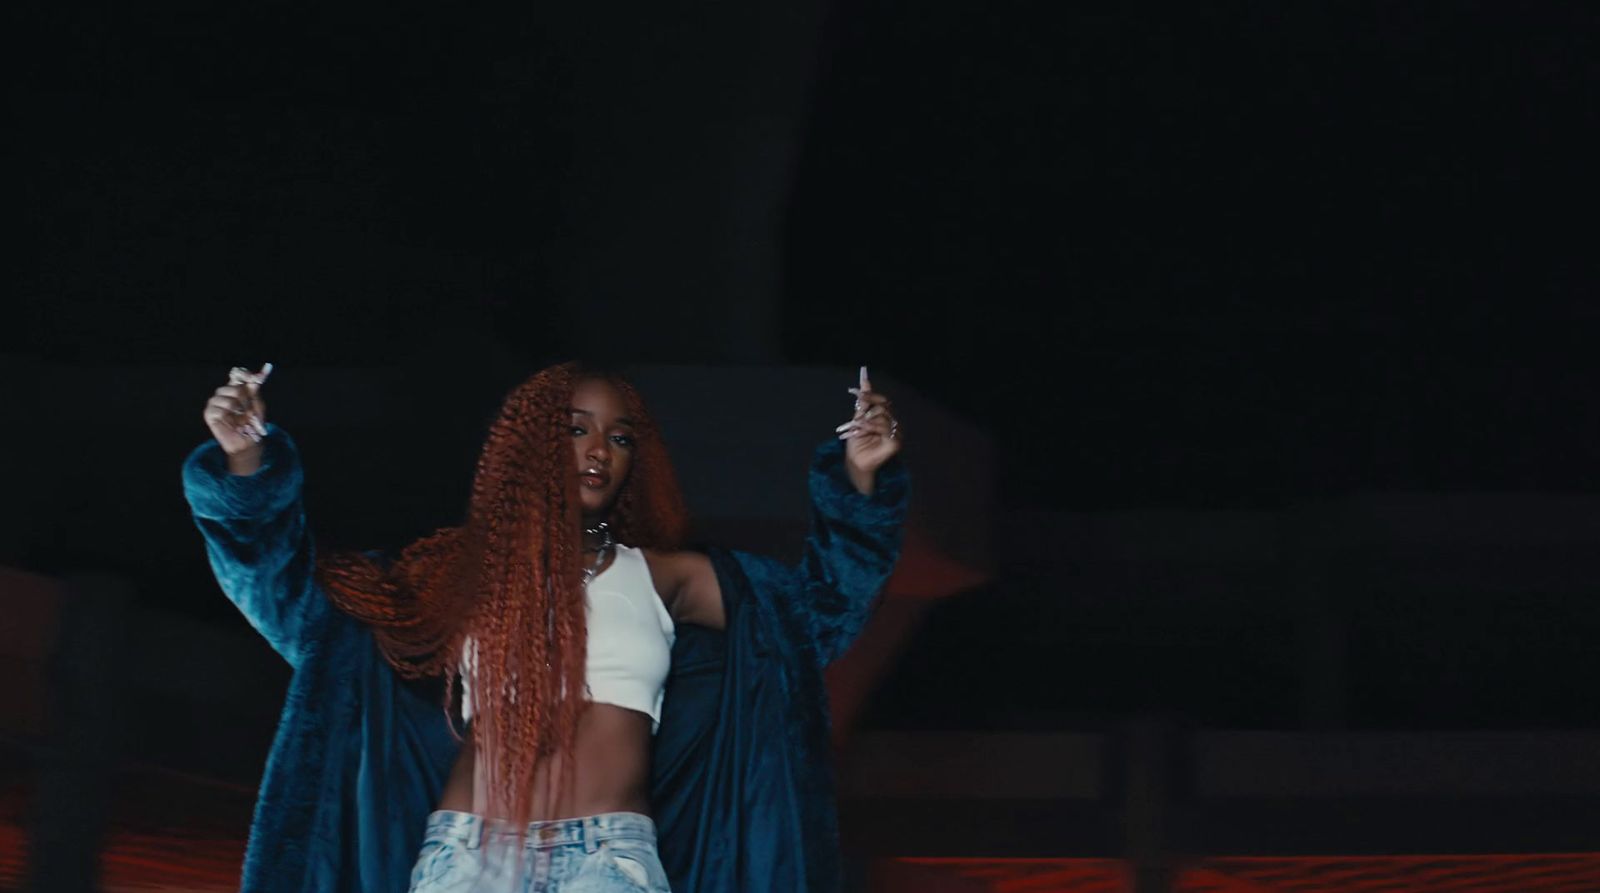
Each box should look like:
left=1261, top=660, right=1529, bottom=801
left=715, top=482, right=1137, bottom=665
left=407, top=838, right=458, bottom=891
left=599, top=838, right=668, bottom=891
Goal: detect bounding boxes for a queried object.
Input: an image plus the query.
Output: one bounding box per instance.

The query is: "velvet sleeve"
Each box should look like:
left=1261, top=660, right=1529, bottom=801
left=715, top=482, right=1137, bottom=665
left=794, top=439, right=910, bottom=666
left=181, top=425, right=330, bottom=669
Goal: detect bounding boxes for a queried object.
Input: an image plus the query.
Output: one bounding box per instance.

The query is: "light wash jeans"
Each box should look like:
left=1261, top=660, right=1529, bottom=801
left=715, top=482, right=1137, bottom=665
left=408, top=810, right=671, bottom=893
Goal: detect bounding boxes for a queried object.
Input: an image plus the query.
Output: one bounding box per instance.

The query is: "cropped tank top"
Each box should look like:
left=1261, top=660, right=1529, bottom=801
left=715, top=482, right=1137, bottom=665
left=459, top=545, right=676, bottom=731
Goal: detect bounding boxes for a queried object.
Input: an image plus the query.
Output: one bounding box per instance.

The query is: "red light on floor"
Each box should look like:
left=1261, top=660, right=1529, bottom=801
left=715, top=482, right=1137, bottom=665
left=875, top=854, right=1600, bottom=893
left=882, top=858, right=1131, bottom=893
left=1179, top=854, right=1600, bottom=893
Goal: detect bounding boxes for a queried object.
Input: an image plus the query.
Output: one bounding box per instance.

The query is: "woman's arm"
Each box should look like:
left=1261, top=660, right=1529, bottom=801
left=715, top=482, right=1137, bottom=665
left=792, top=432, right=909, bottom=665
left=789, top=366, right=910, bottom=663
left=657, top=368, right=908, bottom=653
left=182, top=368, right=331, bottom=668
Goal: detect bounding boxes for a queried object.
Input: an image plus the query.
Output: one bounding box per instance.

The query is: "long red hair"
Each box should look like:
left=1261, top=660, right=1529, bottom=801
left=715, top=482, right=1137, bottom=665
left=316, top=362, right=688, bottom=820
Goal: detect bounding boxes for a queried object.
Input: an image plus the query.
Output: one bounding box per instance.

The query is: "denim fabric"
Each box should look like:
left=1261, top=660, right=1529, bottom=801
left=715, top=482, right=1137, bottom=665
left=409, top=811, right=670, bottom=893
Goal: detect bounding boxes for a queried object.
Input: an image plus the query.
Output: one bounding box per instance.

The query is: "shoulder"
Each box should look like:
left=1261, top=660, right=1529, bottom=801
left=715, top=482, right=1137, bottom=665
left=640, top=546, right=706, bottom=585
left=641, top=547, right=725, bottom=630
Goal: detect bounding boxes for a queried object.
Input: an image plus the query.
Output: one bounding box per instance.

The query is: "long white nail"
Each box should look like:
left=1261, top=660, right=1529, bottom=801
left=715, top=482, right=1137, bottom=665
left=836, top=422, right=859, bottom=433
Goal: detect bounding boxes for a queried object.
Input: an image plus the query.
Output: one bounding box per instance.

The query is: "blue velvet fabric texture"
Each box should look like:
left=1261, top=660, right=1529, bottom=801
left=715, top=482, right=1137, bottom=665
left=182, top=425, right=908, bottom=892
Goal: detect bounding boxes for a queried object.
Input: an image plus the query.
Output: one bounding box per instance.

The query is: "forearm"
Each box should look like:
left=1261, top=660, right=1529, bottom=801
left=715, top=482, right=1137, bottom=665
left=183, top=425, right=329, bottom=664
left=846, top=463, right=875, bottom=497
left=798, top=439, right=910, bottom=663
left=226, top=445, right=264, bottom=477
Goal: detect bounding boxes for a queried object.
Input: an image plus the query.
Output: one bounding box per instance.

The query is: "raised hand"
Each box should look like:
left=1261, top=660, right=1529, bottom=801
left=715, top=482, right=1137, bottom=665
left=202, top=363, right=273, bottom=473
left=835, top=366, right=902, bottom=495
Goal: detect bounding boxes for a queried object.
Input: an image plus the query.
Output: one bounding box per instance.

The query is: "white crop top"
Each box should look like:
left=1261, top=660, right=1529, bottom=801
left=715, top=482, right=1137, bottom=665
left=459, top=545, right=676, bottom=732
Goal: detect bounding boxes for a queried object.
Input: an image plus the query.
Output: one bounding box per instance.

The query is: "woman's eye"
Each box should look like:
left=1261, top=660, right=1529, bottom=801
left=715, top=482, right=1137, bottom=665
left=611, top=434, right=635, bottom=449
left=570, top=425, right=587, bottom=437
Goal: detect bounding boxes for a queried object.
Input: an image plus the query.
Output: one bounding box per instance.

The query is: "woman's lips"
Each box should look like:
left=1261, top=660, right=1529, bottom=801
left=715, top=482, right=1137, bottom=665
left=580, top=471, right=609, bottom=489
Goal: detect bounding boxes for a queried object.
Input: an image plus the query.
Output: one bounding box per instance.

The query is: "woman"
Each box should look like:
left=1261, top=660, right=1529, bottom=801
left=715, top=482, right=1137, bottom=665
left=183, top=361, right=908, bottom=892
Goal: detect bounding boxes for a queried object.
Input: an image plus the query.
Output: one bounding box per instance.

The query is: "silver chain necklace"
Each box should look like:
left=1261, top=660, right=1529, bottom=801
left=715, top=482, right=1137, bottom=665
left=582, top=520, right=613, bottom=585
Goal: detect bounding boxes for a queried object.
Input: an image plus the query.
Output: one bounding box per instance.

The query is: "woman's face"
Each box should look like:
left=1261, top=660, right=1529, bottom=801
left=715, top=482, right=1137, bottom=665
left=570, top=378, right=636, bottom=520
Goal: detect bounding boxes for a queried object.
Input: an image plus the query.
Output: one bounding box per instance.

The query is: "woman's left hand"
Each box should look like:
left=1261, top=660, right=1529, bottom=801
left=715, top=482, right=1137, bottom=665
left=836, top=366, right=903, bottom=495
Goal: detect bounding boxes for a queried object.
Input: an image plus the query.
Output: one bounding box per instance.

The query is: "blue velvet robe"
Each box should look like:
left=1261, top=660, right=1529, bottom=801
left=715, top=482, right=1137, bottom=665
left=181, top=426, right=908, bottom=892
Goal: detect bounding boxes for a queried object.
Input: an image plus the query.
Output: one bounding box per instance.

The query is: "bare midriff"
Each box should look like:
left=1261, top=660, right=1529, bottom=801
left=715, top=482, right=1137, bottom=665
left=437, top=702, right=654, bottom=821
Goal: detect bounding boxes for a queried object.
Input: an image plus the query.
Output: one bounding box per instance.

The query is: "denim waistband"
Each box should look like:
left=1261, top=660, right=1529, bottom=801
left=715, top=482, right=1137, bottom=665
left=422, top=809, right=656, bottom=852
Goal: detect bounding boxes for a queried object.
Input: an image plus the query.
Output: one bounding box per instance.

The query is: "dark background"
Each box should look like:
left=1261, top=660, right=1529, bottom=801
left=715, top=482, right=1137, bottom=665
left=10, top=2, right=1600, bottom=732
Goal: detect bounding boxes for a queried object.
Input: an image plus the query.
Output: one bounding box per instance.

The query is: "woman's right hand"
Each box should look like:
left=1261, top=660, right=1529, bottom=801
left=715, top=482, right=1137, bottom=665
left=202, top=364, right=273, bottom=473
